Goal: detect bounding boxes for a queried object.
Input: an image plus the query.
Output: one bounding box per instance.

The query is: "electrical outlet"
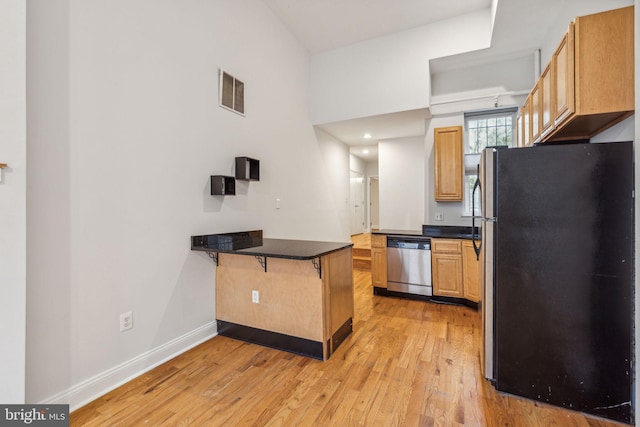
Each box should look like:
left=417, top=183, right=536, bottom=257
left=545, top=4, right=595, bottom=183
left=120, top=311, right=133, bottom=332
left=435, top=212, right=444, bottom=221
left=252, top=290, right=259, bottom=304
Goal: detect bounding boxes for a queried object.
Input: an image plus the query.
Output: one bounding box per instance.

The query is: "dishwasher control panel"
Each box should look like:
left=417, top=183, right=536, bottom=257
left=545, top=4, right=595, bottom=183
left=386, top=237, right=430, bottom=250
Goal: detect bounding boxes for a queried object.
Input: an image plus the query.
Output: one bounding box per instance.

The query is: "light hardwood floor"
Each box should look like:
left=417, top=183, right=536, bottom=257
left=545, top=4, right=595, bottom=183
left=70, top=268, right=627, bottom=426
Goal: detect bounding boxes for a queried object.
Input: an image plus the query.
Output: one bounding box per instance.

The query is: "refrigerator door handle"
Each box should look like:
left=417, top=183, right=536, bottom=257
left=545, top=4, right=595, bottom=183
left=472, top=166, right=482, bottom=260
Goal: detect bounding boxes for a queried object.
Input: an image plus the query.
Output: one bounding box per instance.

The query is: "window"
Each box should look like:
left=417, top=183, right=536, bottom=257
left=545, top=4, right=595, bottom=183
left=463, top=107, right=518, bottom=216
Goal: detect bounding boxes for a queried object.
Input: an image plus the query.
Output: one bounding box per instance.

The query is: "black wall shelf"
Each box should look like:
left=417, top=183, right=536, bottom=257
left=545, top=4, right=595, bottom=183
left=211, top=175, right=236, bottom=195
left=235, top=157, right=260, bottom=181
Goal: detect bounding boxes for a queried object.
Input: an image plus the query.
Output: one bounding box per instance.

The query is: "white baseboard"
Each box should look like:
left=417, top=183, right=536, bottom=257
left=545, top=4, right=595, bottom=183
left=40, top=321, right=218, bottom=412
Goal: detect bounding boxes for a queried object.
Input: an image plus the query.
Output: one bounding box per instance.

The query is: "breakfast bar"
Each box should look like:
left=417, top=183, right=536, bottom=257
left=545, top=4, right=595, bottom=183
left=191, top=230, right=354, bottom=360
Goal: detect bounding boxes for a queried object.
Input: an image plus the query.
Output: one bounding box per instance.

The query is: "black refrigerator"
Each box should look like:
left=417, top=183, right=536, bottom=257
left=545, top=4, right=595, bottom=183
left=477, top=141, right=634, bottom=424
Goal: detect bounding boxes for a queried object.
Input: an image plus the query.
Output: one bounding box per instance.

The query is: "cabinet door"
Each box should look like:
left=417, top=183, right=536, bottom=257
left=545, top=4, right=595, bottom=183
left=371, top=234, right=386, bottom=249
left=432, top=253, right=463, bottom=297
left=539, top=62, right=555, bottom=139
left=434, top=126, right=463, bottom=201
left=432, top=238, right=461, bottom=253
left=371, top=247, right=387, bottom=289
left=574, top=6, right=634, bottom=116
left=516, top=112, right=524, bottom=147
left=462, top=241, right=481, bottom=303
left=530, top=82, right=541, bottom=142
left=554, top=23, right=575, bottom=127
left=521, top=97, right=531, bottom=147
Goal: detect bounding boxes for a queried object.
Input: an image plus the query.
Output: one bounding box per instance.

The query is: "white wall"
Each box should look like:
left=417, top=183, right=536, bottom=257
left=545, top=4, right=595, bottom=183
left=0, top=0, right=26, bottom=404
left=379, top=137, right=424, bottom=230
left=314, top=128, right=351, bottom=237
left=366, top=161, right=379, bottom=178
left=310, top=9, right=492, bottom=125
left=26, top=0, right=350, bottom=409
left=349, top=153, right=366, bottom=176
left=539, top=0, right=633, bottom=65
left=431, top=53, right=535, bottom=97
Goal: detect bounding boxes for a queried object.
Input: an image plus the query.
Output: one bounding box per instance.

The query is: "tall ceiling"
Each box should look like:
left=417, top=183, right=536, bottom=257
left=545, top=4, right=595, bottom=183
left=262, top=0, right=492, bottom=55
left=261, top=0, right=568, bottom=161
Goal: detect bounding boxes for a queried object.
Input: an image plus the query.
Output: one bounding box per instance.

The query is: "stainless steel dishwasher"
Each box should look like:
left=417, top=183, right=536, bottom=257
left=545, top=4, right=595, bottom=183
left=386, top=237, right=432, bottom=296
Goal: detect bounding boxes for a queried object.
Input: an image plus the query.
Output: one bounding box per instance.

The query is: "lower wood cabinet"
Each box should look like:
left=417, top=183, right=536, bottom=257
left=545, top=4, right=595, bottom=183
left=431, top=239, right=463, bottom=297
left=372, top=235, right=481, bottom=305
left=461, top=240, right=481, bottom=303
left=432, top=238, right=481, bottom=303
left=432, top=253, right=463, bottom=297
left=371, top=234, right=387, bottom=288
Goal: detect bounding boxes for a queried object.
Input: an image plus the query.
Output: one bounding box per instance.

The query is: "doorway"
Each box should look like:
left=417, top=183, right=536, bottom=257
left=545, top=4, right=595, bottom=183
left=369, top=177, right=379, bottom=230
left=350, top=171, right=365, bottom=235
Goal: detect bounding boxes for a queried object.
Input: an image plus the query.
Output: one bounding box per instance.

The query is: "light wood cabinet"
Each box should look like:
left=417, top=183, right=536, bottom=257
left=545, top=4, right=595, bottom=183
left=462, top=240, right=481, bottom=303
left=431, top=239, right=463, bottom=298
left=519, top=6, right=634, bottom=144
left=434, top=126, right=463, bottom=201
left=371, top=234, right=387, bottom=289
left=554, top=25, right=574, bottom=128
left=521, top=96, right=531, bottom=147
left=539, top=62, right=555, bottom=139
left=433, top=238, right=481, bottom=302
left=516, top=112, right=524, bottom=148
left=530, top=82, right=541, bottom=142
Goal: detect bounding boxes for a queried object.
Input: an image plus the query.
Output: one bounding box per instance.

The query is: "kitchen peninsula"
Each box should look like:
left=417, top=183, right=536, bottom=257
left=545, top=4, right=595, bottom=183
left=191, top=230, right=353, bottom=360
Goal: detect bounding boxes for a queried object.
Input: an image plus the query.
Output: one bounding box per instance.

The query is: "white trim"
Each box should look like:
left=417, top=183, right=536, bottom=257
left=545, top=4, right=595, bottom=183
left=39, top=322, right=218, bottom=412
left=430, top=89, right=529, bottom=106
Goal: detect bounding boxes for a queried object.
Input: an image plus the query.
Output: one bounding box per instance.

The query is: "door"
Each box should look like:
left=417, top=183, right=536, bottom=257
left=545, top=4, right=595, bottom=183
left=349, top=171, right=365, bottom=235
left=369, top=177, right=379, bottom=230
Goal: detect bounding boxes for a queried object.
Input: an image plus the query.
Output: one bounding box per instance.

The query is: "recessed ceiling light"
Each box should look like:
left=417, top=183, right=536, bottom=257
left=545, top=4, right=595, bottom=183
left=363, top=149, right=369, bottom=154
left=363, top=133, right=372, bottom=139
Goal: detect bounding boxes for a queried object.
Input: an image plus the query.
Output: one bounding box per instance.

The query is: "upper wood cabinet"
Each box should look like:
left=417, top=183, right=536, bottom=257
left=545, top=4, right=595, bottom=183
left=434, top=126, right=463, bottom=202
left=554, top=24, right=575, bottom=129
left=516, top=112, right=524, bottom=148
left=521, top=6, right=634, bottom=143
left=520, top=96, right=531, bottom=147
left=530, top=82, right=541, bottom=142
left=539, top=62, right=555, bottom=140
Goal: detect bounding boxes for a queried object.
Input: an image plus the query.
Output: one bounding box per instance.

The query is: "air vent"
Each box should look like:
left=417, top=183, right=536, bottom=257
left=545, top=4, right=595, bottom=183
left=219, top=69, right=245, bottom=116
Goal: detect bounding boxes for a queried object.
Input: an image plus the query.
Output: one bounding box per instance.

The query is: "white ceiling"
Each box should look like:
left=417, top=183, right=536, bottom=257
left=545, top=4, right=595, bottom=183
left=262, top=0, right=566, bottom=161
left=318, top=108, right=431, bottom=162
left=262, top=0, right=492, bottom=55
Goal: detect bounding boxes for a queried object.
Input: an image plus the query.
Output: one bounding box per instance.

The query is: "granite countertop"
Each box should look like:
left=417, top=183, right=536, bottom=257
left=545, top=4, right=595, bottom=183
left=191, top=230, right=352, bottom=260
left=372, top=225, right=480, bottom=240
left=371, top=229, right=425, bottom=237
left=422, top=225, right=480, bottom=240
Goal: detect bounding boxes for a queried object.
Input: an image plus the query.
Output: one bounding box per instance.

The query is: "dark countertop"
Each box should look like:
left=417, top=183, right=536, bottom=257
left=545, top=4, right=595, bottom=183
left=422, top=225, right=480, bottom=240
left=372, top=225, right=480, bottom=240
left=191, top=230, right=352, bottom=260
left=371, top=229, right=425, bottom=237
